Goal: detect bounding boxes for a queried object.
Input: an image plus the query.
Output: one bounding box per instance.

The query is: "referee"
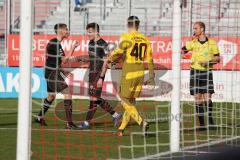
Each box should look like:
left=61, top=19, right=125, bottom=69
left=81, top=23, right=121, bottom=129
left=182, top=21, right=220, bottom=131
left=35, top=23, right=80, bottom=129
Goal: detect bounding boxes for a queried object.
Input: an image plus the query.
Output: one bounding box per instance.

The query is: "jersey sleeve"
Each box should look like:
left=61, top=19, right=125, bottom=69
left=185, top=40, right=194, bottom=51
left=108, top=34, right=127, bottom=62
left=146, top=39, right=154, bottom=76
left=210, top=40, right=220, bottom=55
left=146, top=39, right=153, bottom=63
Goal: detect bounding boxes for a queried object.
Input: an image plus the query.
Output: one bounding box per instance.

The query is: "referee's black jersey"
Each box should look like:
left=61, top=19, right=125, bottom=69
left=45, top=38, right=65, bottom=78
left=88, top=38, right=108, bottom=73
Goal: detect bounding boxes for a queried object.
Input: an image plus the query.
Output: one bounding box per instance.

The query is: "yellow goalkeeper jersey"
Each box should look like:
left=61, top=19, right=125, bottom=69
left=109, top=31, right=153, bottom=80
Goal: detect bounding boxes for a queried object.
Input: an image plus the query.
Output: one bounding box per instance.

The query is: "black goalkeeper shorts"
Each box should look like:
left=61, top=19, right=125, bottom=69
left=45, top=70, right=68, bottom=93
left=190, top=68, right=214, bottom=95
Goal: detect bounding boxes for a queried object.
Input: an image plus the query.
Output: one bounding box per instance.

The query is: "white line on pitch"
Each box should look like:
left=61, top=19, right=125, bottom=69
left=183, top=150, right=218, bottom=154
left=0, top=127, right=116, bottom=133
left=136, top=136, right=240, bottom=160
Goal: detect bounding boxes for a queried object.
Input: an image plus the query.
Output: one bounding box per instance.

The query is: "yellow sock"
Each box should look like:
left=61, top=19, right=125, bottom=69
left=118, top=101, right=142, bottom=130
left=118, top=111, right=130, bottom=130
left=128, top=106, right=142, bottom=125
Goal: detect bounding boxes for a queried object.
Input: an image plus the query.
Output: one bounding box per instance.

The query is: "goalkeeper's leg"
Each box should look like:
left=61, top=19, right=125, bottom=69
left=118, top=97, right=148, bottom=136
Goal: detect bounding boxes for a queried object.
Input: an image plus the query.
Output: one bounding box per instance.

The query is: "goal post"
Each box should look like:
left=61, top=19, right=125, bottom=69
left=16, top=0, right=33, bottom=159
left=170, top=0, right=182, bottom=153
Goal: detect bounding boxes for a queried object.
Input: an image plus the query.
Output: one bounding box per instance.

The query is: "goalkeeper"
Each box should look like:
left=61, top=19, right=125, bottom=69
left=97, top=16, right=155, bottom=136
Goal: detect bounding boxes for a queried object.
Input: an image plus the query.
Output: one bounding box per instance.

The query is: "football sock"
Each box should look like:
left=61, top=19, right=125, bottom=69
left=97, top=98, right=116, bottom=115
left=205, top=100, right=214, bottom=125
left=86, top=100, right=98, bottom=121
left=38, top=98, right=53, bottom=117
left=112, top=112, right=119, bottom=118
left=196, top=103, right=205, bottom=126
left=118, top=101, right=142, bottom=130
left=64, top=99, right=73, bottom=123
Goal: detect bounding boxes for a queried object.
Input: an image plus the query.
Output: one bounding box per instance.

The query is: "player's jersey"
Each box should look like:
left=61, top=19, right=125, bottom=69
left=45, top=38, right=65, bottom=78
left=88, top=38, right=108, bottom=73
left=109, top=31, right=153, bottom=80
left=186, top=37, right=219, bottom=70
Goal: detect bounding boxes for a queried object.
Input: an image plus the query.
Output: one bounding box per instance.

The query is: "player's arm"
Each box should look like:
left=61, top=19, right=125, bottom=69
left=181, top=46, right=189, bottom=54
left=210, top=40, right=220, bottom=64
left=181, top=40, right=194, bottom=59
left=97, top=38, right=126, bottom=88
left=62, top=41, right=81, bottom=63
left=181, top=40, right=194, bottom=54
left=144, top=41, right=155, bottom=85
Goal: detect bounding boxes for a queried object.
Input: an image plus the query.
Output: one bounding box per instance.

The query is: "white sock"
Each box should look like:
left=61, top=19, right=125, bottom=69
left=112, top=112, right=119, bottom=118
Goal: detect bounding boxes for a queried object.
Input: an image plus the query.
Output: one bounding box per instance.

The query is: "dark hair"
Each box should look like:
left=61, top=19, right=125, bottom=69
left=86, top=22, right=100, bottom=33
left=127, top=16, right=140, bottom=29
left=195, top=21, right=205, bottom=32
left=54, top=23, right=67, bottom=34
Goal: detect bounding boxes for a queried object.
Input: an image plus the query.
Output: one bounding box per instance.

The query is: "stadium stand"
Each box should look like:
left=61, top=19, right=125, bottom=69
left=42, top=0, right=240, bottom=36
left=0, top=0, right=239, bottom=66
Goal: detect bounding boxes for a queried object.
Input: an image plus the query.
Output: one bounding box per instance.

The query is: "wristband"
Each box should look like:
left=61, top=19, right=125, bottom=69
left=99, top=76, right=105, bottom=80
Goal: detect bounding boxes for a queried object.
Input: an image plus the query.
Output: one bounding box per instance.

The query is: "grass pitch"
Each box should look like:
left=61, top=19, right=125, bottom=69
left=0, top=98, right=239, bottom=159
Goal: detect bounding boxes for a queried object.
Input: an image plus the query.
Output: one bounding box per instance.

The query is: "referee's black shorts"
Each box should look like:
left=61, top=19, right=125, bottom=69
left=190, top=68, right=214, bottom=95
left=88, top=72, right=103, bottom=98
left=45, top=69, right=68, bottom=93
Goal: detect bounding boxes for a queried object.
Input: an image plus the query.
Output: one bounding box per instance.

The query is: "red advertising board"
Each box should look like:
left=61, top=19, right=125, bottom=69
left=7, top=34, right=240, bottom=70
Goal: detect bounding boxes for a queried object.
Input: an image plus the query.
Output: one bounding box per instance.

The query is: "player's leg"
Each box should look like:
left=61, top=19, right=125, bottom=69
left=96, top=97, right=121, bottom=127
left=118, top=98, right=134, bottom=131
left=37, top=93, right=55, bottom=117
left=118, top=97, right=148, bottom=135
left=84, top=81, right=121, bottom=128
left=194, top=93, right=205, bottom=129
left=190, top=69, right=205, bottom=130
left=55, top=70, right=81, bottom=129
left=203, top=93, right=214, bottom=126
left=85, top=95, right=98, bottom=123
left=35, top=74, right=57, bottom=126
left=203, top=70, right=215, bottom=126
left=62, top=87, right=81, bottom=129
left=35, top=93, right=56, bottom=126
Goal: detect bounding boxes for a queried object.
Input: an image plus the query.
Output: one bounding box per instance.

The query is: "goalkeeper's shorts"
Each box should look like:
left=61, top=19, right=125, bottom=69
left=190, top=68, right=214, bottom=95
left=45, top=70, right=68, bottom=93
left=119, top=77, right=144, bottom=99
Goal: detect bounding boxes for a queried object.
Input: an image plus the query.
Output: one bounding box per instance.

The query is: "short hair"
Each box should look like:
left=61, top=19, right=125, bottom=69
left=86, top=22, right=100, bottom=33
left=194, top=21, right=205, bottom=32
left=54, top=23, right=67, bottom=34
left=127, top=16, right=140, bottom=29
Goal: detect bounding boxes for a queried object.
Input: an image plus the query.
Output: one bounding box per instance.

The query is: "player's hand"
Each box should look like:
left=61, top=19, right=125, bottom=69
left=60, top=69, right=73, bottom=77
left=72, top=41, right=80, bottom=49
left=144, top=78, right=155, bottom=90
left=199, top=61, right=209, bottom=67
left=62, top=56, right=73, bottom=64
left=97, top=78, right=103, bottom=88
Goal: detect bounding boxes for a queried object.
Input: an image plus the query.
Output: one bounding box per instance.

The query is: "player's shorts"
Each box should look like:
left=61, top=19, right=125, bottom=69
left=119, top=76, right=144, bottom=98
left=190, top=68, right=214, bottom=95
left=88, top=72, right=102, bottom=98
left=45, top=70, right=68, bottom=93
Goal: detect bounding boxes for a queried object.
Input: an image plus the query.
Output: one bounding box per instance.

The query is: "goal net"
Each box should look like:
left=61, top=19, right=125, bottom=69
left=3, top=0, right=240, bottom=159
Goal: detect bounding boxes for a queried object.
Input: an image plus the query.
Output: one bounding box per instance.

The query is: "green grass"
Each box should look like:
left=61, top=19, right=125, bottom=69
left=0, top=99, right=240, bottom=159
